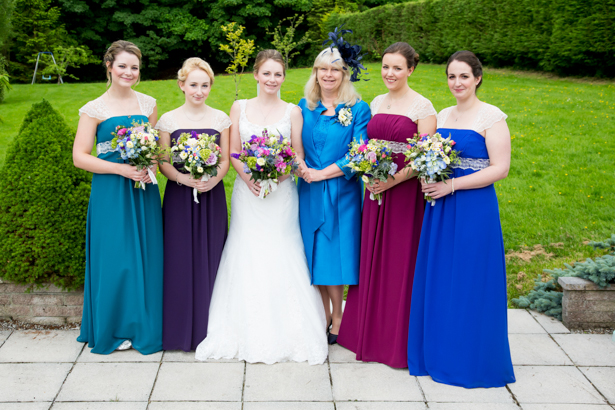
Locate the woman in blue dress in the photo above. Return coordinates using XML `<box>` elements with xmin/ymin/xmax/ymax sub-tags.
<box><xmin>299</xmin><ymin>44</ymin><xmax>370</xmax><ymax>345</ymax></box>
<box><xmin>73</xmin><ymin>40</ymin><xmax>163</xmax><ymax>355</ymax></box>
<box><xmin>407</xmin><ymin>51</ymin><xmax>515</xmax><ymax>387</ymax></box>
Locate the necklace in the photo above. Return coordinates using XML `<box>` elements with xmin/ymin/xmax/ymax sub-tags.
<box><xmin>257</xmin><ymin>101</ymin><xmax>277</xmax><ymax>123</ymax></box>
<box><xmin>182</xmin><ymin>106</ymin><xmax>207</xmax><ymax>122</ymax></box>
<box><xmin>386</xmin><ymin>89</ymin><xmax>410</xmax><ymax>109</ymax></box>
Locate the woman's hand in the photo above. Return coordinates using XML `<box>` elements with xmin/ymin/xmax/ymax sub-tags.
<box><xmin>421</xmin><ymin>179</ymin><xmax>453</xmax><ymax>199</ymax></box>
<box><xmin>142</xmin><ymin>164</ymin><xmax>157</xmax><ymax>184</ymax></box>
<box><xmin>302</xmin><ymin>168</ymin><xmax>324</xmax><ymax>184</ymax></box>
<box><xmin>243</xmin><ymin>176</ymin><xmax>262</xmax><ymax>197</ymax></box>
<box><xmin>118</xmin><ymin>164</ymin><xmax>147</xmax><ymax>182</ymax></box>
<box><xmin>366</xmin><ymin>176</ymin><xmax>398</xmax><ymax>196</ymax></box>
<box><xmin>195</xmin><ymin>177</ymin><xmax>220</xmax><ymax>193</ymax></box>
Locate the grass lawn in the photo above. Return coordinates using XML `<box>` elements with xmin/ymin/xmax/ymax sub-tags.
<box><xmin>1</xmin><ymin>63</ymin><xmax>614</xmax><ymax>303</ymax></box>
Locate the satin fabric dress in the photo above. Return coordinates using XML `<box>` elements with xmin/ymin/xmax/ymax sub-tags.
<box><xmin>297</xmin><ymin>99</ymin><xmax>371</xmax><ymax>285</ymax></box>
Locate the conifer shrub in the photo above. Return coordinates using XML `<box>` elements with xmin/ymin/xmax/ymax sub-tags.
<box><xmin>0</xmin><ymin>99</ymin><xmax>91</xmax><ymax>290</ymax></box>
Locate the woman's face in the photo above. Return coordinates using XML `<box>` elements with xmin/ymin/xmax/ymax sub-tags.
<box><xmin>381</xmin><ymin>52</ymin><xmax>413</xmax><ymax>91</ymax></box>
<box><xmin>317</xmin><ymin>64</ymin><xmax>343</xmax><ymax>94</ymax></box>
<box><xmin>179</xmin><ymin>69</ymin><xmax>211</xmax><ymax>105</ymax></box>
<box><xmin>447</xmin><ymin>60</ymin><xmax>481</xmax><ymax>99</ymax></box>
<box><xmin>107</xmin><ymin>51</ymin><xmax>140</xmax><ymax>88</ymax></box>
<box><xmin>254</xmin><ymin>59</ymin><xmax>285</xmax><ymax>94</ymax></box>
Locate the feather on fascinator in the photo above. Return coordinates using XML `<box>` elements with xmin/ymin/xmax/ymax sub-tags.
<box><xmin>322</xmin><ymin>26</ymin><xmax>367</xmax><ymax>82</ymax></box>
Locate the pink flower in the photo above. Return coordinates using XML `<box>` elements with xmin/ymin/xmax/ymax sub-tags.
<box><xmin>450</xmin><ymin>141</ymin><xmax>456</xmax><ymax>146</ymax></box>
<box><xmin>367</xmin><ymin>151</ymin><xmax>377</xmax><ymax>162</ymax></box>
<box><xmin>358</xmin><ymin>145</ymin><xmax>367</xmax><ymax>152</ymax></box>
<box><xmin>117</xmin><ymin>128</ymin><xmax>127</xmax><ymax>136</ymax></box>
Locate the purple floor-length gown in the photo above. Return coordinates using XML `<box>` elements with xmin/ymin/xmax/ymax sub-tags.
<box><xmin>338</xmin><ymin>94</ymin><xmax>435</xmax><ymax>368</ymax></box>
<box><xmin>161</xmin><ymin>126</ymin><xmax>228</xmax><ymax>351</ymax></box>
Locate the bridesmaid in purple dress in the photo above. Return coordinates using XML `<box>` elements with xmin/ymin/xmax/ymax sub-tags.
<box><xmin>338</xmin><ymin>43</ymin><xmax>437</xmax><ymax>368</ymax></box>
<box><xmin>156</xmin><ymin>58</ymin><xmax>231</xmax><ymax>351</ymax></box>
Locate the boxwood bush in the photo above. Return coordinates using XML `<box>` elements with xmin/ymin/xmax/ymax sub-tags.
<box><xmin>0</xmin><ymin>100</ymin><xmax>91</xmax><ymax>290</ymax></box>
<box><xmin>328</xmin><ymin>0</ymin><xmax>615</xmax><ymax>77</ymax></box>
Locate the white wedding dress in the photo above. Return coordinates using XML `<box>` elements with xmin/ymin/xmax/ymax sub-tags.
<box><xmin>195</xmin><ymin>100</ymin><xmax>328</xmax><ymax>365</ymax></box>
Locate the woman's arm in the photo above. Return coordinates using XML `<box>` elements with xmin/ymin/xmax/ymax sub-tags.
<box><xmin>229</xmin><ymin>101</ymin><xmax>262</xmax><ymax>196</ymax></box>
<box><xmin>288</xmin><ymin>106</ymin><xmax>305</xmax><ymax>180</ymax></box>
<box><xmin>196</xmin><ymin>127</ymin><xmax>231</xmax><ymax>192</ymax></box>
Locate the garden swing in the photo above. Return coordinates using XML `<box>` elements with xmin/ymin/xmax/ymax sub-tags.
<box><xmin>31</xmin><ymin>51</ymin><xmax>63</xmax><ymax>84</ymax></box>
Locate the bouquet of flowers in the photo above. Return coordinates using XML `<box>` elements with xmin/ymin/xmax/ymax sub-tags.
<box><xmin>231</xmin><ymin>129</ymin><xmax>298</xmax><ymax>199</ymax></box>
<box><xmin>345</xmin><ymin>138</ymin><xmax>398</xmax><ymax>205</ymax></box>
<box><xmin>111</xmin><ymin>120</ymin><xmax>165</xmax><ymax>190</ymax></box>
<box><xmin>171</xmin><ymin>131</ymin><xmax>222</xmax><ymax>203</ymax></box>
<box><xmin>404</xmin><ymin>132</ymin><xmax>461</xmax><ymax>206</ymax></box>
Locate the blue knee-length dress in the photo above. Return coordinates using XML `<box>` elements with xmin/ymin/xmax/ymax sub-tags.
<box><xmin>407</xmin><ymin>103</ymin><xmax>516</xmax><ymax>388</ymax></box>
<box><xmin>77</xmin><ymin>92</ymin><xmax>163</xmax><ymax>355</ymax></box>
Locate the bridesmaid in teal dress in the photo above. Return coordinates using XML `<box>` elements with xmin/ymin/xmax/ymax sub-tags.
<box><xmin>73</xmin><ymin>40</ymin><xmax>163</xmax><ymax>355</ymax></box>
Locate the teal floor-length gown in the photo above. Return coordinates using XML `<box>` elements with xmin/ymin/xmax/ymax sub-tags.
<box><xmin>77</xmin><ymin>94</ymin><xmax>163</xmax><ymax>355</ymax></box>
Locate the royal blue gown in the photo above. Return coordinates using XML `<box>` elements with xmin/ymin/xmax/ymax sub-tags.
<box><xmin>77</xmin><ymin>100</ymin><xmax>163</xmax><ymax>355</ymax></box>
<box><xmin>407</xmin><ymin>118</ymin><xmax>515</xmax><ymax>387</ymax></box>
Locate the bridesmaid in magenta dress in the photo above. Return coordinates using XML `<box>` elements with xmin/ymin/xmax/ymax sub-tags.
<box><xmin>156</xmin><ymin>58</ymin><xmax>231</xmax><ymax>351</ymax></box>
<box><xmin>338</xmin><ymin>43</ymin><xmax>437</xmax><ymax>368</ymax></box>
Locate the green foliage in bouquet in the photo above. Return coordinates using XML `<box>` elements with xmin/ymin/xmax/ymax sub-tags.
<box><xmin>513</xmin><ymin>235</ymin><xmax>615</xmax><ymax>320</ymax></box>
<box><xmin>0</xmin><ymin>99</ymin><xmax>91</xmax><ymax>290</ymax></box>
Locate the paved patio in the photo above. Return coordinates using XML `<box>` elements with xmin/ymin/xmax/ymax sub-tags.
<box><xmin>1</xmin><ymin>309</ymin><xmax>614</xmax><ymax>410</ymax></box>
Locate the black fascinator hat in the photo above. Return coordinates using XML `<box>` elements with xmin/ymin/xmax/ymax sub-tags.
<box><xmin>322</xmin><ymin>26</ymin><xmax>367</xmax><ymax>82</ymax></box>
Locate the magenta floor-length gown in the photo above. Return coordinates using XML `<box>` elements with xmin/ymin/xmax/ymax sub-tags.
<box><xmin>338</xmin><ymin>94</ymin><xmax>435</xmax><ymax>368</ymax></box>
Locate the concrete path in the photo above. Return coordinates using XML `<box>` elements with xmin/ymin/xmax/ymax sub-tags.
<box><xmin>1</xmin><ymin>309</ymin><xmax>614</xmax><ymax>409</ymax></box>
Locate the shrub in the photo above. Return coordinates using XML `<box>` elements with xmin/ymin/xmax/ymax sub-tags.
<box><xmin>0</xmin><ymin>99</ymin><xmax>91</xmax><ymax>290</ymax></box>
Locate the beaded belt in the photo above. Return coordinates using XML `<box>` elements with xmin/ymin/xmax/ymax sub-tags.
<box><xmin>96</xmin><ymin>141</ymin><xmax>116</xmax><ymax>156</ymax></box>
<box><xmin>370</xmin><ymin>139</ymin><xmax>408</xmax><ymax>154</ymax></box>
<box><xmin>451</xmin><ymin>158</ymin><xmax>490</xmax><ymax>171</ymax></box>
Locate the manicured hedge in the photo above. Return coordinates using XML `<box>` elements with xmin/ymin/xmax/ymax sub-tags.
<box><xmin>0</xmin><ymin>100</ymin><xmax>91</xmax><ymax>290</ymax></box>
<box><xmin>328</xmin><ymin>0</ymin><xmax>615</xmax><ymax>77</ymax></box>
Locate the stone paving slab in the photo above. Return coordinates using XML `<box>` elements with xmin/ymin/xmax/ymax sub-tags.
<box><xmin>529</xmin><ymin>310</ymin><xmax>571</xmax><ymax>334</ymax></box>
<box><xmin>552</xmin><ymin>334</ymin><xmax>615</xmax><ymax>366</ymax></box>
<box><xmin>417</xmin><ymin>376</ymin><xmax>514</xmax><ymax>403</ymax></box>
<box><xmin>330</xmin><ymin>363</ymin><xmax>423</xmax><ymax>402</ymax></box>
<box><xmin>328</xmin><ymin>343</ymin><xmax>359</xmax><ymax>363</ymax></box>
<box><xmin>0</xmin><ymin>330</ymin><xmax>82</xmax><ymax>363</ymax></box>
<box><xmin>151</xmin><ymin>362</ymin><xmax>244</xmax><ymax>402</ymax></box>
<box><xmin>509</xmin><ymin>366</ymin><xmax>607</xmax><ymax>405</ymax></box>
<box><xmin>0</xmin><ymin>404</ymin><xmax>52</xmax><ymax>410</ymax></box>
<box><xmin>580</xmin><ymin>367</ymin><xmax>615</xmax><ymax>404</ymax></box>
<box><xmin>56</xmin><ymin>363</ymin><xmax>159</xmax><ymax>402</ymax></box>
<box><xmin>509</xmin><ymin>334</ymin><xmax>573</xmax><ymax>365</ymax></box>
<box><xmin>162</xmin><ymin>350</ymin><xmax>240</xmax><ymax>363</ymax></box>
<box><xmin>0</xmin><ymin>363</ymin><xmax>71</xmax><ymax>402</ymax></box>
<box><xmin>508</xmin><ymin>309</ymin><xmax>547</xmax><ymax>334</ymax></box>
<box><xmin>428</xmin><ymin>404</ymin><xmax>520</xmax><ymax>410</ymax></box>
<box><xmin>78</xmin><ymin>346</ymin><xmax>163</xmax><ymax>363</ymax></box>
<box><xmin>148</xmin><ymin>403</ymin><xmax>241</xmax><ymax>410</ymax></box>
<box><xmin>521</xmin><ymin>405</ymin><xmax>614</xmax><ymax>410</ymax></box>
<box><xmin>0</xmin><ymin>330</ymin><xmax>11</xmax><ymax>347</ymax></box>
<box><xmin>336</xmin><ymin>403</ymin><xmax>426</xmax><ymax>410</ymax></box>
<box><xmin>243</xmin><ymin>403</ymin><xmax>335</xmax><ymax>410</ymax></box>
<box><xmin>244</xmin><ymin>362</ymin><xmax>332</xmax><ymax>402</ymax></box>
<box><xmin>52</xmin><ymin>403</ymin><xmax>148</xmax><ymax>410</ymax></box>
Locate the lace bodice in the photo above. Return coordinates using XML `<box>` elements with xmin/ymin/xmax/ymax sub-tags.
<box><xmin>155</xmin><ymin>108</ymin><xmax>231</xmax><ymax>134</ymax></box>
<box><xmin>79</xmin><ymin>91</ymin><xmax>156</xmax><ymax>122</ymax></box>
<box><xmin>238</xmin><ymin>99</ymin><xmax>294</xmax><ymax>142</ymax></box>
<box><xmin>437</xmin><ymin>103</ymin><xmax>507</xmax><ymax>133</ymax></box>
<box><xmin>370</xmin><ymin>93</ymin><xmax>436</xmax><ymax>122</ymax></box>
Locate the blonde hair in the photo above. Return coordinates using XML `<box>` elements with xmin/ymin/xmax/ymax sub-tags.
<box><xmin>177</xmin><ymin>57</ymin><xmax>215</xmax><ymax>86</ymax></box>
<box><xmin>304</xmin><ymin>48</ymin><xmax>361</xmax><ymax>111</ymax></box>
<box><xmin>103</xmin><ymin>40</ymin><xmax>142</xmax><ymax>87</ymax></box>
<box><xmin>253</xmin><ymin>49</ymin><xmax>286</xmax><ymax>76</ymax></box>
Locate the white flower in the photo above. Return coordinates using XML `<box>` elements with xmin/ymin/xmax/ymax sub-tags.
<box><xmin>444</xmin><ymin>157</ymin><xmax>450</xmax><ymax>164</ymax></box>
<box><xmin>257</xmin><ymin>158</ymin><xmax>266</xmax><ymax>166</ymax></box>
<box><xmin>180</xmin><ymin>152</ymin><xmax>188</xmax><ymax>160</ymax></box>
<box><xmin>269</xmin><ymin>136</ymin><xmax>277</xmax><ymax>144</ymax></box>
<box><xmin>126</xmin><ymin>141</ymin><xmax>134</xmax><ymax>148</ymax></box>
<box><xmin>337</xmin><ymin>107</ymin><xmax>353</xmax><ymax>127</ymax></box>
<box><xmin>361</xmin><ymin>175</ymin><xmax>369</xmax><ymax>183</ymax></box>
<box><xmin>197</xmin><ymin>166</ymin><xmax>204</xmax><ymax>173</ymax></box>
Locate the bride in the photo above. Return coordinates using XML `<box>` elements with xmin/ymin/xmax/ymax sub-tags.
<box><xmin>195</xmin><ymin>50</ymin><xmax>329</xmax><ymax>364</ymax></box>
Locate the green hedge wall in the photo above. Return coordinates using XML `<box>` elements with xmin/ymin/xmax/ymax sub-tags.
<box><xmin>328</xmin><ymin>0</ymin><xmax>615</xmax><ymax>77</ymax></box>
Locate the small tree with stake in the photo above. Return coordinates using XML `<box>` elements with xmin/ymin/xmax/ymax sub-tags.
<box><xmin>268</xmin><ymin>14</ymin><xmax>310</xmax><ymax>68</ymax></box>
<box><xmin>40</xmin><ymin>45</ymin><xmax>100</xmax><ymax>84</ymax></box>
<box><xmin>219</xmin><ymin>23</ymin><xmax>255</xmax><ymax>100</ymax></box>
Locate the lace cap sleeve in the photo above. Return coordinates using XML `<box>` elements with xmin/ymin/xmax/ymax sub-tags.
<box><xmin>407</xmin><ymin>95</ymin><xmax>437</xmax><ymax>122</ymax></box>
<box><xmin>155</xmin><ymin>111</ymin><xmax>177</xmax><ymax>133</ymax></box>
<box><xmin>370</xmin><ymin>94</ymin><xmax>386</xmax><ymax>116</ymax></box>
<box><xmin>437</xmin><ymin>107</ymin><xmax>454</xmax><ymax>129</ymax></box>
<box><xmin>136</xmin><ymin>92</ymin><xmax>156</xmax><ymax>118</ymax></box>
<box><xmin>212</xmin><ymin>109</ymin><xmax>232</xmax><ymax>132</ymax></box>
<box><xmin>473</xmin><ymin>103</ymin><xmax>507</xmax><ymax>133</ymax></box>
<box><xmin>78</xmin><ymin>98</ymin><xmax>110</xmax><ymax>121</ymax></box>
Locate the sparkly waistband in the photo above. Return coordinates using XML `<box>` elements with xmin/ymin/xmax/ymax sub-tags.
<box><xmin>96</xmin><ymin>141</ymin><xmax>116</xmax><ymax>156</ymax></box>
<box><xmin>370</xmin><ymin>139</ymin><xmax>407</xmax><ymax>154</ymax></box>
<box><xmin>451</xmin><ymin>157</ymin><xmax>490</xmax><ymax>171</ymax></box>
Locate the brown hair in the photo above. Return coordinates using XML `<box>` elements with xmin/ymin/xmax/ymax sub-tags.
<box><xmin>253</xmin><ymin>49</ymin><xmax>286</xmax><ymax>76</ymax></box>
<box><xmin>103</xmin><ymin>40</ymin><xmax>142</xmax><ymax>87</ymax></box>
<box><xmin>177</xmin><ymin>57</ymin><xmax>215</xmax><ymax>86</ymax></box>
<box><xmin>383</xmin><ymin>42</ymin><xmax>420</xmax><ymax>70</ymax></box>
<box><xmin>446</xmin><ymin>50</ymin><xmax>483</xmax><ymax>91</ymax></box>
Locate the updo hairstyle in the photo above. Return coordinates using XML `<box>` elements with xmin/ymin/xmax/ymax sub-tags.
<box><xmin>177</xmin><ymin>57</ymin><xmax>215</xmax><ymax>86</ymax></box>
<box><xmin>383</xmin><ymin>42</ymin><xmax>420</xmax><ymax>70</ymax></box>
<box><xmin>446</xmin><ymin>50</ymin><xmax>483</xmax><ymax>91</ymax></box>
<box><xmin>103</xmin><ymin>40</ymin><xmax>142</xmax><ymax>87</ymax></box>
<box><xmin>253</xmin><ymin>49</ymin><xmax>286</xmax><ymax>76</ymax></box>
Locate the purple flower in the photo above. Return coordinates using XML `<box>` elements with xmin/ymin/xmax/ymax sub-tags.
<box><xmin>205</xmin><ymin>153</ymin><xmax>217</xmax><ymax>166</ymax></box>
<box><xmin>191</xmin><ymin>131</ymin><xmax>198</xmax><ymax>139</ymax></box>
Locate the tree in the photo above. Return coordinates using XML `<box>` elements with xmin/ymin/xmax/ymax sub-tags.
<box><xmin>0</xmin><ymin>0</ymin><xmax>14</xmax><ymax>51</ymax></box>
<box><xmin>40</xmin><ymin>45</ymin><xmax>100</xmax><ymax>84</ymax></box>
<box><xmin>268</xmin><ymin>14</ymin><xmax>311</xmax><ymax>68</ymax></box>
<box><xmin>219</xmin><ymin>23</ymin><xmax>255</xmax><ymax>100</ymax></box>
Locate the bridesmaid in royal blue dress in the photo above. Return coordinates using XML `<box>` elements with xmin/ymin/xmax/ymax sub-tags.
<box><xmin>407</xmin><ymin>51</ymin><xmax>515</xmax><ymax>387</ymax></box>
<box><xmin>73</xmin><ymin>40</ymin><xmax>162</xmax><ymax>354</ymax></box>
<box><xmin>157</xmin><ymin>58</ymin><xmax>231</xmax><ymax>351</ymax></box>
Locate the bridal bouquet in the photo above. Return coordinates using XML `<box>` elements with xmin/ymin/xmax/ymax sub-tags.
<box><xmin>111</xmin><ymin>121</ymin><xmax>166</xmax><ymax>190</ymax></box>
<box><xmin>171</xmin><ymin>131</ymin><xmax>222</xmax><ymax>203</ymax></box>
<box><xmin>404</xmin><ymin>132</ymin><xmax>461</xmax><ymax>206</ymax></box>
<box><xmin>231</xmin><ymin>129</ymin><xmax>298</xmax><ymax>199</ymax></box>
<box><xmin>345</xmin><ymin>138</ymin><xmax>398</xmax><ymax>205</ymax></box>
